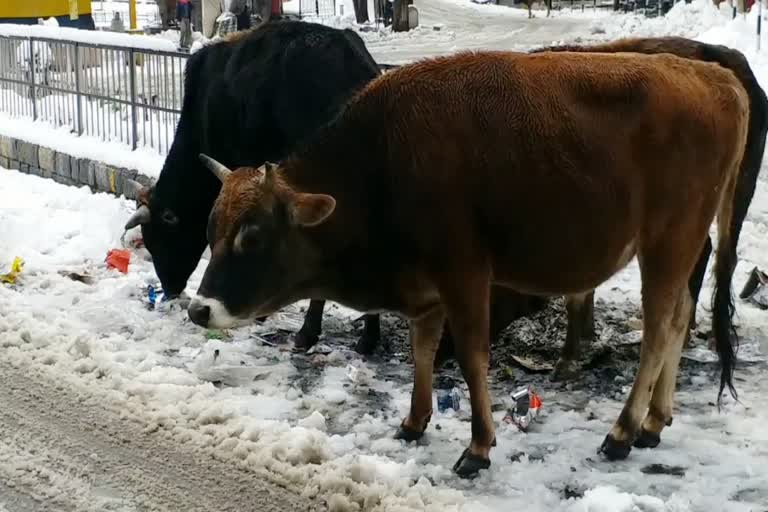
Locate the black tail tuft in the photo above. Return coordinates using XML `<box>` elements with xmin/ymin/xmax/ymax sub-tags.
<box><xmin>711</xmin><ymin>241</ymin><xmax>738</xmax><ymax>408</ymax></box>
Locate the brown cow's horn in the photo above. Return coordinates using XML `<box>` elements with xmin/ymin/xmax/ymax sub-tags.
<box><xmin>124</xmin><ymin>204</ymin><xmax>151</xmax><ymax>230</ymax></box>
<box><xmin>199</xmin><ymin>153</ymin><xmax>232</xmax><ymax>182</ymax></box>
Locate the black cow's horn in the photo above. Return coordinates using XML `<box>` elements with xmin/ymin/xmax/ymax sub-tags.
<box><xmin>199</xmin><ymin>153</ymin><xmax>232</xmax><ymax>182</ymax></box>
<box><xmin>263</xmin><ymin>161</ymin><xmax>277</xmax><ymax>186</ymax></box>
<box><xmin>125</xmin><ymin>204</ymin><xmax>151</xmax><ymax>230</ymax></box>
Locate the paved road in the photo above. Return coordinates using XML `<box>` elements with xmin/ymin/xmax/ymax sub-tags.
<box><xmin>0</xmin><ymin>359</ymin><xmax>313</xmax><ymax>512</ymax></box>
<box><xmin>364</xmin><ymin>0</ymin><xmax>597</xmax><ymax>63</ymax></box>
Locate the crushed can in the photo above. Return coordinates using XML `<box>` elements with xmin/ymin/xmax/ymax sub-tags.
<box><xmin>436</xmin><ymin>375</ymin><xmax>461</xmax><ymax>413</ymax></box>
<box><xmin>503</xmin><ymin>385</ymin><xmax>542</xmax><ymax>432</ymax></box>
<box><xmin>740</xmin><ymin>266</ymin><xmax>768</xmax><ymax>309</ymax></box>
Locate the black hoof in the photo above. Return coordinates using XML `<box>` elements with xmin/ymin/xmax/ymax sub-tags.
<box><xmin>394</xmin><ymin>414</ymin><xmax>431</xmax><ymax>443</ymax></box>
<box><xmin>599</xmin><ymin>434</ymin><xmax>632</xmax><ymax>460</ymax></box>
<box><xmin>293</xmin><ymin>330</ymin><xmax>319</xmax><ymax>352</ymax></box>
<box><xmin>551</xmin><ymin>359</ymin><xmax>579</xmax><ymax>382</ymax></box>
<box><xmin>633</xmin><ymin>428</ymin><xmax>661</xmax><ymax>449</ymax></box>
<box><xmin>452</xmin><ymin>448</ymin><xmax>491</xmax><ymax>479</ymax></box>
<box><xmin>354</xmin><ymin>335</ymin><xmax>378</xmax><ymax>355</ymax></box>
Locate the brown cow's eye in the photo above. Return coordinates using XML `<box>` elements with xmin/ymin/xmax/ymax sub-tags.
<box><xmin>236</xmin><ymin>225</ymin><xmax>262</xmax><ymax>253</ymax></box>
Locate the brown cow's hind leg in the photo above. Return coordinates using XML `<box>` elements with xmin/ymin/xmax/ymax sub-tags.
<box><xmin>601</xmin><ymin>275</ymin><xmax>688</xmax><ymax>460</ymax></box>
<box><xmin>395</xmin><ymin>307</ymin><xmax>445</xmax><ymax>442</ymax></box>
<box><xmin>635</xmin><ymin>290</ymin><xmax>691</xmax><ymax>449</ymax></box>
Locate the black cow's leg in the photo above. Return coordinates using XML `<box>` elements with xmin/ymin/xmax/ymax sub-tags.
<box><xmin>686</xmin><ymin>236</ymin><xmax>712</xmax><ymax>343</ymax></box>
<box><xmin>434</xmin><ymin>289</ymin><xmax>549</xmax><ymax>368</ymax></box>
<box><xmin>294</xmin><ymin>299</ymin><xmax>325</xmax><ymax>351</ymax></box>
<box><xmin>552</xmin><ymin>291</ymin><xmax>594</xmax><ymax>381</ymax></box>
<box><xmin>354</xmin><ymin>314</ymin><xmax>382</xmax><ymax>355</ymax></box>
<box><xmin>434</xmin><ymin>325</ymin><xmax>455</xmax><ymax>367</ymax></box>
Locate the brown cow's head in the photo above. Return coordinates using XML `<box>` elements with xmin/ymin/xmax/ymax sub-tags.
<box><xmin>187</xmin><ymin>154</ymin><xmax>336</xmax><ymax>329</ymax></box>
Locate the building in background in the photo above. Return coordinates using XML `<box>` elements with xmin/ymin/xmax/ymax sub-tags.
<box><xmin>0</xmin><ymin>0</ymin><xmax>96</xmax><ymax>29</ymax></box>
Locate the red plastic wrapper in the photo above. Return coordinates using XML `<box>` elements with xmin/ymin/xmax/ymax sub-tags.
<box><xmin>105</xmin><ymin>249</ymin><xmax>131</xmax><ymax>274</ymax></box>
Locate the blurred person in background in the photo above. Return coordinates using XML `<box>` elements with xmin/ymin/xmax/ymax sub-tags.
<box><xmin>177</xmin><ymin>0</ymin><xmax>193</xmax><ymax>48</ymax></box>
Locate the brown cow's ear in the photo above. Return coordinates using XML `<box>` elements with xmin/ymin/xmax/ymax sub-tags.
<box><xmin>291</xmin><ymin>193</ymin><xmax>336</xmax><ymax>227</ymax></box>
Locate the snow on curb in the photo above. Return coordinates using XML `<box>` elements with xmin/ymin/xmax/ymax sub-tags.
<box><xmin>0</xmin><ymin>114</ymin><xmax>163</xmax><ymax>181</ymax></box>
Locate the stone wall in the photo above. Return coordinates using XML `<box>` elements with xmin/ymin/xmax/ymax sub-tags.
<box><xmin>0</xmin><ymin>135</ymin><xmax>152</xmax><ymax>201</ymax></box>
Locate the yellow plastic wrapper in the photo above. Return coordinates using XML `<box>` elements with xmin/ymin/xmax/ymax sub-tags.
<box><xmin>0</xmin><ymin>257</ymin><xmax>24</xmax><ymax>285</ymax></box>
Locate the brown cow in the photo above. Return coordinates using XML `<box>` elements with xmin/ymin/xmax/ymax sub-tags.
<box><xmin>188</xmin><ymin>51</ymin><xmax>747</xmax><ymax>477</ymax></box>
<box><xmin>529</xmin><ymin>37</ymin><xmax>768</xmax><ymax>380</ymax></box>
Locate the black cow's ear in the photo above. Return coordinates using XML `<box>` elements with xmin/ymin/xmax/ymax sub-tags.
<box><xmin>290</xmin><ymin>193</ymin><xmax>336</xmax><ymax>227</ymax></box>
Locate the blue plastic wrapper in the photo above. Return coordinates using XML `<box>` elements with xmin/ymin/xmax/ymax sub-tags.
<box><xmin>147</xmin><ymin>285</ymin><xmax>169</xmax><ymax>310</ymax></box>
<box><xmin>436</xmin><ymin>376</ymin><xmax>461</xmax><ymax>413</ymax></box>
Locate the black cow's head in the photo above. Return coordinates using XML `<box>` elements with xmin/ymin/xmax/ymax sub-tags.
<box><xmin>124</xmin><ymin>184</ymin><xmax>209</xmax><ymax>298</ymax></box>
<box><xmin>187</xmin><ymin>154</ymin><xmax>335</xmax><ymax>329</ymax></box>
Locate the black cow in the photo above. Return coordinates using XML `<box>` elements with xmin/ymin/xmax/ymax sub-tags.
<box><xmin>124</xmin><ymin>20</ymin><xmax>388</xmax><ymax>352</ymax></box>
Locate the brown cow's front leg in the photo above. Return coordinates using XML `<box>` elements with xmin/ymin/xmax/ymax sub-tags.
<box><xmin>440</xmin><ymin>273</ymin><xmax>494</xmax><ymax>479</ymax></box>
<box><xmin>294</xmin><ymin>299</ymin><xmax>325</xmax><ymax>351</ymax></box>
<box><xmin>354</xmin><ymin>314</ymin><xmax>382</xmax><ymax>355</ymax></box>
<box><xmin>395</xmin><ymin>307</ymin><xmax>446</xmax><ymax>442</ymax></box>
<box><xmin>553</xmin><ymin>291</ymin><xmax>594</xmax><ymax>381</ymax></box>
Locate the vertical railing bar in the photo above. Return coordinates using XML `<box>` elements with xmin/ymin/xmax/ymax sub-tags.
<box><xmin>141</xmin><ymin>52</ymin><xmax>147</xmax><ymax>149</ymax></box>
<box><xmin>69</xmin><ymin>43</ymin><xmax>76</xmax><ymax>130</ymax></box>
<box><xmin>75</xmin><ymin>42</ymin><xmax>83</xmax><ymax>135</ymax></box>
<box><xmin>111</xmin><ymin>48</ymin><xmax>116</xmax><ymax>143</ymax></box>
<box><xmin>100</xmin><ymin>47</ymin><xmax>106</xmax><ymax>142</ymax></box>
<box><xmin>119</xmin><ymin>48</ymin><xmax>125</xmax><ymax>145</ymax></box>
<box><xmin>88</xmin><ymin>47</ymin><xmax>94</xmax><ymax>137</ymax></box>
<box><xmin>114</xmin><ymin>48</ymin><xmax>119</xmax><ymax>144</ymax></box>
<box><xmin>29</xmin><ymin>38</ymin><xmax>37</xmax><ymax>121</ymax></box>
<box><xmin>129</xmin><ymin>48</ymin><xmax>138</xmax><ymax>150</ymax></box>
<box><xmin>152</xmin><ymin>53</ymin><xmax>158</xmax><ymax>152</ymax></box>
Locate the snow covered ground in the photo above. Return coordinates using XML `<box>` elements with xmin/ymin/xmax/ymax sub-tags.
<box><xmin>1</xmin><ymin>1</ymin><xmax>768</xmax><ymax>510</ymax></box>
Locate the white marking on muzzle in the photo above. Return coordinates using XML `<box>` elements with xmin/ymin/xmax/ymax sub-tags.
<box><xmin>190</xmin><ymin>296</ymin><xmax>253</xmax><ymax>329</ymax></box>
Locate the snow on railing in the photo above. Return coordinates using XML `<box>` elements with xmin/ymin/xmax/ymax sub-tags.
<box><xmin>0</xmin><ymin>25</ymin><xmax>187</xmax><ymax>156</ymax></box>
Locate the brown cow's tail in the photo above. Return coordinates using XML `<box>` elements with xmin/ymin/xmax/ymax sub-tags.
<box><xmin>712</xmin><ymin>108</ymin><xmax>749</xmax><ymax>407</ymax></box>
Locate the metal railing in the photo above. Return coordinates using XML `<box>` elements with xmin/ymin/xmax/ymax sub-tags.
<box><xmin>0</xmin><ymin>34</ymin><xmax>187</xmax><ymax>155</ymax></box>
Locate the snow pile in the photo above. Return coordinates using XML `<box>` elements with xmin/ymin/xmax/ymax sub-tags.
<box><xmin>696</xmin><ymin>7</ymin><xmax>768</xmax><ymax>89</ymax></box>
<box><xmin>0</xmin><ymin>23</ymin><xmax>178</xmax><ymax>53</ymax></box>
<box><xmin>587</xmin><ymin>0</ymin><xmax>732</xmax><ymax>41</ymax></box>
